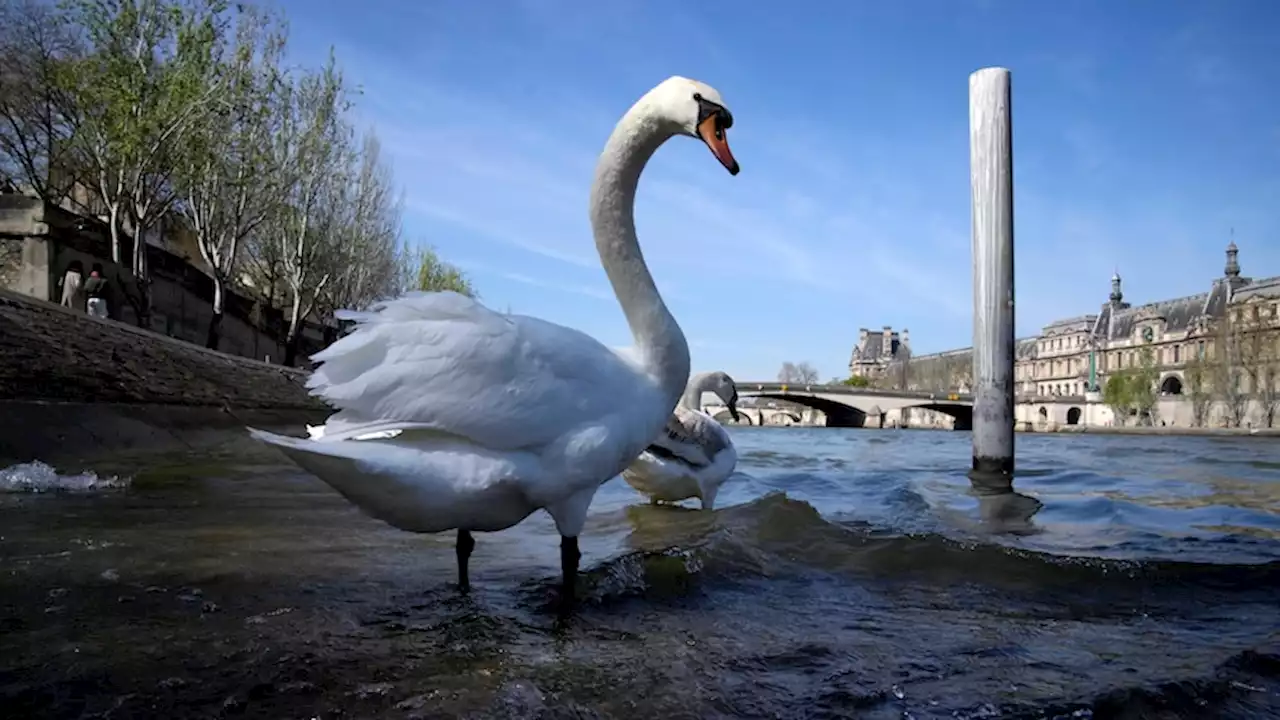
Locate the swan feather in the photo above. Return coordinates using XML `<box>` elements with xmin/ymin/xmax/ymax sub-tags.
<box><xmin>649</xmin><ymin>406</ymin><xmax>732</xmax><ymax>467</ymax></box>
<box><xmin>306</xmin><ymin>291</ymin><xmax>662</xmax><ymax>457</ymax></box>
<box><xmin>622</xmin><ymin>406</ymin><xmax>737</xmax><ymax>509</ymax></box>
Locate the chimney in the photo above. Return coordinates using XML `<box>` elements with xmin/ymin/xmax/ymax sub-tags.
<box><xmin>901</xmin><ymin>328</ymin><xmax>910</xmax><ymax>348</ymax></box>
<box><xmin>858</xmin><ymin>328</ymin><xmax>868</xmax><ymax>347</ymax></box>
<box><xmin>882</xmin><ymin>326</ymin><xmax>893</xmax><ymax>357</ymax></box>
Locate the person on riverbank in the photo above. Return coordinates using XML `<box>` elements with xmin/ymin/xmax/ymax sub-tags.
<box><xmin>83</xmin><ymin>264</ymin><xmax>109</xmax><ymax>319</ymax></box>
<box><xmin>57</xmin><ymin>260</ymin><xmax>84</xmax><ymax>310</ymax></box>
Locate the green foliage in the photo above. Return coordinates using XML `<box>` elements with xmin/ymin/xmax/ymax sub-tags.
<box><xmin>48</xmin><ymin>0</ymin><xmax>231</xmax><ymax>329</ymax></box>
<box><xmin>59</xmin><ymin>0</ymin><xmax>228</xmax><ymax>224</ymax></box>
<box><xmin>410</xmin><ymin>245</ymin><xmax>477</xmax><ymax>298</ymax></box>
<box><xmin>1103</xmin><ymin>347</ymin><xmax>1159</xmax><ymax>426</ymax></box>
<box><xmin>1130</xmin><ymin>346</ymin><xmax>1159</xmax><ymax>421</ymax></box>
<box><xmin>3</xmin><ymin>0</ymin><xmax>475</xmax><ymax>350</ymax></box>
<box><xmin>841</xmin><ymin>375</ymin><xmax>871</xmax><ymax>387</ymax></box>
<box><xmin>1102</xmin><ymin>372</ymin><xmax>1133</xmax><ymax>425</ymax></box>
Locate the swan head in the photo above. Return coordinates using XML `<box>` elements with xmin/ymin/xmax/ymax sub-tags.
<box><xmin>707</xmin><ymin>371</ymin><xmax>740</xmax><ymax>421</ymax></box>
<box><xmin>649</xmin><ymin>76</ymin><xmax>739</xmax><ymax>176</ymax></box>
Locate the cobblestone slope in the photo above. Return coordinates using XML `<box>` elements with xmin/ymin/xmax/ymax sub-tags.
<box><xmin>0</xmin><ymin>290</ymin><xmax>325</xmax><ymax>410</ymax></box>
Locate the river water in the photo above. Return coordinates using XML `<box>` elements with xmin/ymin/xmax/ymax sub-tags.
<box><xmin>1</xmin><ymin>428</ymin><xmax>1278</xmax><ymax>719</ymax></box>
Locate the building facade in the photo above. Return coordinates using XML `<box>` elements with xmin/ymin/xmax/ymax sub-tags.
<box><xmin>847</xmin><ymin>325</ymin><xmax>909</xmax><ymax>379</ymax></box>
<box><xmin>863</xmin><ymin>241</ymin><xmax>1280</xmax><ymax>427</ymax></box>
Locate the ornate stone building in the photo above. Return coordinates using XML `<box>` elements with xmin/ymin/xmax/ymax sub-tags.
<box><xmin>847</xmin><ymin>325</ymin><xmax>909</xmax><ymax>379</ymax></box>
<box><xmin>865</xmin><ymin>241</ymin><xmax>1280</xmax><ymax>427</ymax></box>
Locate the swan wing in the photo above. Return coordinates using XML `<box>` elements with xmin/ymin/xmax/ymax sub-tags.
<box><xmin>307</xmin><ymin>291</ymin><xmax>655</xmax><ymax>451</ymax></box>
<box><xmin>647</xmin><ymin>406</ymin><xmax>733</xmax><ymax>467</ymax></box>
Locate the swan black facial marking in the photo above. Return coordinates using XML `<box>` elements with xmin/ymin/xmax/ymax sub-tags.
<box><xmin>693</xmin><ymin>93</ymin><xmax>733</xmax><ymax>138</ymax></box>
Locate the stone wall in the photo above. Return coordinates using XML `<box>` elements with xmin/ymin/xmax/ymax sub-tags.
<box><xmin>0</xmin><ymin>194</ymin><xmax>330</xmax><ymax>365</ymax></box>
<box><xmin>0</xmin><ymin>288</ymin><xmax>326</xmax><ymax>410</ymax></box>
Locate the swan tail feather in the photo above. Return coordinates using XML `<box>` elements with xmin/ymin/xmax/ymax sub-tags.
<box><xmin>304</xmin><ymin>415</ymin><xmax>446</xmax><ymax>443</ymax></box>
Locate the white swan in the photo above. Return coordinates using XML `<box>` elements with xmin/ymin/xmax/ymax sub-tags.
<box><xmin>621</xmin><ymin>371</ymin><xmax>740</xmax><ymax>510</ymax></box>
<box><xmin>247</xmin><ymin>76</ymin><xmax>740</xmax><ymax>605</ymax></box>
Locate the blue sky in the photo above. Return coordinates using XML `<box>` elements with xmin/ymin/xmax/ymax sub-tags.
<box><xmin>275</xmin><ymin>0</ymin><xmax>1280</xmax><ymax>382</ymax></box>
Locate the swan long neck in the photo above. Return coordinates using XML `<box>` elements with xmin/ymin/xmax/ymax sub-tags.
<box><xmin>680</xmin><ymin>372</ymin><xmax>717</xmax><ymax>410</ymax></box>
<box><xmin>589</xmin><ymin>102</ymin><xmax>690</xmax><ymax>402</ymax></box>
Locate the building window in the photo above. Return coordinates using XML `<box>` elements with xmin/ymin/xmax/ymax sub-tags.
<box><xmin>1173</xmin><ymin>345</ymin><xmax>1180</xmax><ymax>363</ymax></box>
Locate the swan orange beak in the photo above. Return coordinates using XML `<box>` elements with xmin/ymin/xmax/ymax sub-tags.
<box><xmin>698</xmin><ymin>115</ymin><xmax>739</xmax><ymax>176</ymax></box>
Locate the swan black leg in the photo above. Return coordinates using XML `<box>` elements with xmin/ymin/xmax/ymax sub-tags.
<box><xmin>456</xmin><ymin>529</ymin><xmax>475</xmax><ymax>593</ymax></box>
<box><xmin>559</xmin><ymin>535</ymin><xmax>581</xmax><ymax>612</ymax></box>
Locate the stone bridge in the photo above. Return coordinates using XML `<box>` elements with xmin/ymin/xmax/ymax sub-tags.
<box><xmin>730</xmin><ymin>382</ymin><xmax>975</xmax><ymax>430</ymax></box>
<box><xmin>702</xmin><ymin>405</ymin><xmax>823</xmax><ymax>427</ymax></box>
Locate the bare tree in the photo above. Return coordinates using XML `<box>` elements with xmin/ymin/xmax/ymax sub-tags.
<box><xmin>172</xmin><ymin>6</ymin><xmax>286</xmax><ymax>350</ymax></box>
<box><xmin>797</xmin><ymin>362</ymin><xmax>819</xmax><ymax>383</ymax></box>
<box><xmin>778</xmin><ymin>361</ymin><xmax>818</xmax><ymax>384</ymax></box>
<box><xmin>777</xmin><ymin>362</ymin><xmax>796</xmax><ymax>383</ymax></box>
<box><xmin>264</xmin><ymin>53</ymin><xmax>353</xmax><ymax>366</ymax></box>
<box><xmin>59</xmin><ymin>0</ymin><xmax>229</xmax><ymax>326</ymax></box>
<box><xmin>0</xmin><ymin>0</ymin><xmax>83</xmax><ymax>204</ymax></box>
<box><xmin>315</xmin><ymin>131</ymin><xmax>405</xmax><ymax>320</ymax></box>
<box><xmin>1211</xmin><ymin>315</ymin><xmax>1248</xmax><ymax>427</ymax></box>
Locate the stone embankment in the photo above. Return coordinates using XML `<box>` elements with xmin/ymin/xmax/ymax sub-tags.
<box><xmin>1044</xmin><ymin>424</ymin><xmax>1280</xmax><ymax>438</ymax></box>
<box><xmin>0</xmin><ymin>289</ymin><xmax>330</xmax><ymax>466</ymax></box>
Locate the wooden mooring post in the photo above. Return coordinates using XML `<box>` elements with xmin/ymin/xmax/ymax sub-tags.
<box><xmin>968</xmin><ymin>67</ymin><xmax>1016</xmax><ymax>484</ymax></box>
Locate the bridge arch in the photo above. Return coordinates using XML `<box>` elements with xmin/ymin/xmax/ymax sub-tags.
<box><xmin>733</xmin><ymin>384</ymin><xmax>975</xmax><ymax>431</ymax></box>
<box><xmin>910</xmin><ymin>403</ymin><xmax>974</xmax><ymax>431</ymax></box>
<box><xmin>747</xmin><ymin>393</ymin><xmax>866</xmax><ymax>427</ymax></box>
<box><xmin>713</xmin><ymin>410</ymin><xmax>753</xmax><ymax>426</ymax></box>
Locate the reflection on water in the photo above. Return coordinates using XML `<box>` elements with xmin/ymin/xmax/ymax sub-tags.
<box><xmin>1</xmin><ymin>428</ymin><xmax>1278</xmax><ymax>718</ymax></box>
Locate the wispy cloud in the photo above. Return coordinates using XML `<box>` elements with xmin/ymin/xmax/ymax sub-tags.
<box><xmin>500</xmin><ymin>271</ymin><xmax>612</xmax><ymax>301</ymax></box>
<box><xmin>281</xmin><ymin>0</ymin><xmax>1280</xmax><ymax>380</ymax></box>
<box><xmin>407</xmin><ymin>199</ymin><xmax>598</xmax><ymax>269</ymax></box>
<box><xmin>455</xmin><ymin>258</ymin><xmax>612</xmax><ymax>300</ymax></box>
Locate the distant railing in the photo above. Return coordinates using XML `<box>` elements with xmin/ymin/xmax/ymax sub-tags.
<box><xmin>738</xmin><ymin>383</ymin><xmax>1102</xmax><ymax>406</ymax></box>
<box><xmin>737</xmin><ymin>382</ymin><xmax>974</xmax><ymax>403</ymax></box>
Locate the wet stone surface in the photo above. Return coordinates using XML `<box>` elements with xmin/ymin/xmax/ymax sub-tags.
<box><xmin>0</xmin><ymin>290</ymin><xmax>321</xmax><ymax>409</ymax></box>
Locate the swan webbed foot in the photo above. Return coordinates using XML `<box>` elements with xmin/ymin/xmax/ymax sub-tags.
<box><xmin>558</xmin><ymin>535</ymin><xmax>581</xmax><ymax>614</ymax></box>
<box><xmin>456</xmin><ymin>529</ymin><xmax>476</xmax><ymax>593</ymax></box>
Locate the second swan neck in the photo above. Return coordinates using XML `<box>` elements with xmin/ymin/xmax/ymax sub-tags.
<box><xmin>680</xmin><ymin>372</ymin><xmax>716</xmax><ymax>410</ymax></box>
